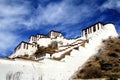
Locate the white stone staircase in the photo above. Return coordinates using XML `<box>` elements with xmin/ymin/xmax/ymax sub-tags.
<box><xmin>52</xmin><ymin>24</ymin><xmax>119</xmax><ymax>79</ymax></box>
<box><xmin>51</xmin><ymin>38</ymin><xmax>84</xmax><ymax>59</ymax></box>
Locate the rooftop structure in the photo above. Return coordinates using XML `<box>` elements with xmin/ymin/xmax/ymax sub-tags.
<box><xmin>9</xmin><ymin>22</ymin><xmax>118</xmax><ymax>59</ymax></box>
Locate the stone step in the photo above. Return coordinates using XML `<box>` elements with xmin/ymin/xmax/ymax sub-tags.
<box><xmin>70</xmin><ymin>49</ymin><xmax>81</xmax><ymax>57</ymax></box>
<box><xmin>61</xmin><ymin>55</ymin><xmax>73</xmax><ymax>62</ymax></box>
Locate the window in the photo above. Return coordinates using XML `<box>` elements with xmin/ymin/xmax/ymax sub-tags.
<box><xmin>90</xmin><ymin>27</ymin><xmax>92</xmax><ymax>33</ymax></box>
<box><xmin>93</xmin><ymin>26</ymin><xmax>96</xmax><ymax>32</ymax></box>
<box><xmin>97</xmin><ymin>24</ymin><xmax>99</xmax><ymax>30</ymax></box>
<box><xmin>26</xmin><ymin>44</ymin><xmax>28</xmax><ymax>49</ymax></box>
<box><xmin>23</xmin><ymin>43</ymin><xmax>26</xmax><ymax>49</ymax></box>
<box><xmin>85</xmin><ymin>29</ymin><xmax>87</xmax><ymax>37</ymax></box>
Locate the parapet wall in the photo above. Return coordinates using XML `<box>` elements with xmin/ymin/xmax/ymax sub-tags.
<box><xmin>9</xmin><ymin>41</ymin><xmax>37</xmax><ymax>58</ymax></box>
<box><xmin>82</xmin><ymin>22</ymin><xmax>118</xmax><ymax>40</ymax></box>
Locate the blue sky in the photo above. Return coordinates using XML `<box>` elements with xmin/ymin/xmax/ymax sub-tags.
<box><xmin>0</xmin><ymin>0</ymin><xmax>120</xmax><ymax>57</ymax></box>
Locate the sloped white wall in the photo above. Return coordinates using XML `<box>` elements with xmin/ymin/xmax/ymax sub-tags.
<box><xmin>1</xmin><ymin>23</ymin><xmax>118</xmax><ymax>80</ymax></box>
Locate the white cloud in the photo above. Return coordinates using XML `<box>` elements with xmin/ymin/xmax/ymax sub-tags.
<box><xmin>21</xmin><ymin>0</ymin><xmax>97</xmax><ymax>28</ymax></box>
<box><xmin>0</xmin><ymin>0</ymin><xmax>110</xmax><ymax>56</ymax></box>
<box><xmin>0</xmin><ymin>5</ymin><xmax>29</xmax><ymax>17</ymax></box>
<box><xmin>0</xmin><ymin>31</ymin><xmax>20</xmax><ymax>56</ymax></box>
<box><xmin>0</xmin><ymin>0</ymin><xmax>31</xmax><ymax>56</ymax></box>
<box><xmin>0</xmin><ymin>0</ymin><xmax>97</xmax><ymax>29</ymax></box>
<box><xmin>0</xmin><ymin>0</ymin><xmax>32</xmax><ymax>30</ymax></box>
<box><xmin>101</xmin><ymin>0</ymin><xmax>120</xmax><ymax>12</ymax></box>
<box><xmin>33</xmin><ymin>1</ymin><xmax>95</xmax><ymax>25</ymax></box>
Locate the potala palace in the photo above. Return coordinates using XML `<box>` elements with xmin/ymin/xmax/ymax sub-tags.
<box><xmin>0</xmin><ymin>22</ymin><xmax>118</xmax><ymax>80</ymax></box>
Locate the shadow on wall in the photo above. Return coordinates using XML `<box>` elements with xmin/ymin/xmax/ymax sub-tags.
<box><xmin>6</xmin><ymin>71</ymin><xmax>22</xmax><ymax>80</ymax></box>
<box><xmin>6</xmin><ymin>71</ymin><xmax>43</xmax><ymax>80</ymax></box>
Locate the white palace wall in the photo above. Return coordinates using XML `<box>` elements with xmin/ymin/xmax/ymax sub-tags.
<box><xmin>9</xmin><ymin>22</ymin><xmax>118</xmax><ymax>59</ymax></box>
<box><xmin>82</xmin><ymin>22</ymin><xmax>118</xmax><ymax>40</ymax></box>
<box><xmin>9</xmin><ymin>42</ymin><xmax>37</xmax><ymax>58</ymax></box>
<box><xmin>3</xmin><ymin>22</ymin><xmax>119</xmax><ymax>80</ymax></box>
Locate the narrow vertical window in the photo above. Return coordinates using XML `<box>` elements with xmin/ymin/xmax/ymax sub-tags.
<box><xmin>97</xmin><ymin>24</ymin><xmax>99</xmax><ymax>30</ymax></box>
<box><xmin>90</xmin><ymin>27</ymin><xmax>92</xmax><ymax>33</ymax></box>
<box><xmin>23</xmin><ymin>43</ymin><xmax>26</xmax><ymax>49</ymax></box>
<box><xmin>93</xmin><ymin>26</ymin><xmax>96</xmax><ymax>32</ymax></box>
<box><xmin>26</xmin><ymin>44</ymin><xmax>28</xmax><ymax>49</ymax></box>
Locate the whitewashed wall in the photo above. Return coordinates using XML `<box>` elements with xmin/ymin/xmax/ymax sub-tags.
<box><xmin>9</xmin><ymin>42</ymin><xmax>37</xmax><ymax>58</ymax></box>
<box><xmin>5</xmin><ymin>23</ymin><xmax>118</xmax><ymax>80</ymax></box>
